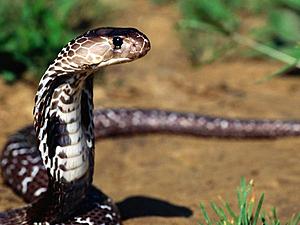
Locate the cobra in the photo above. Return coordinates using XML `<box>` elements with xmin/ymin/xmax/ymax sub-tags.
<box><xmin>0</xmin><ymin>27</ymin><xmax>150</xmax><ymax>225</ymax></box>
<box><xmin>1</xmin><ymin>27</ymin><xmax>300</xmax><ymax>224</ymax></box>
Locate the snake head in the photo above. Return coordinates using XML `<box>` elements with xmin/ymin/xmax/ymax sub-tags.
<box><xmin>64</xmin><ymin>27</ymin><xmax>151</xmax><ymax>70</ymax></box>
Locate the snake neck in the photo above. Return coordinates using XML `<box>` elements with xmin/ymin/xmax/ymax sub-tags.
<box><xmin>32</xmin><ymin>71</ymin><xmax>95</xmax><ymax>222</ymax></box>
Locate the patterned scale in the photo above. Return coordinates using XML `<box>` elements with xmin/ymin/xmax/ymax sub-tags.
<box><xmin>94</xmin><ymin>109</ymin><xmax>300</xmax><ymax>138</ymax></box>
<box><xmin>1</xmin><ymin>126</ymin><xmax>48</xmax><ymax>203</ymax></box>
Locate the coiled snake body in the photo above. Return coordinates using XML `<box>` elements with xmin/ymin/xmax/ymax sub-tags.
<box><xmin>1</xmin><ymin>27</ymin><xmax>300</xmax><ymax>224</ymax></box>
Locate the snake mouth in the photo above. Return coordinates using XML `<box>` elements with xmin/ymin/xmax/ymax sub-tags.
<box><xmin>91</xmin><ymin>57</ymin><xmax>132</xmax><ymax>69</ymax></box>
<box><xmin>140</xmin><ymin>39</ymin><xmax>151</xmax><ymax>57</ymax></box>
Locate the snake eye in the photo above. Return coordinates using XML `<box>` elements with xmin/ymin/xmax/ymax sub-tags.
<box><xmin>113</xmin><ymin>36</ymin><xmax>123</xmax><ymax>49</ymax></box>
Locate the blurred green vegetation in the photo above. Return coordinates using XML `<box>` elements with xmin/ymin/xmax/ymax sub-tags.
<box><xmin>2</xmin><ymin>0</ymin><xmax>300</xmax><ymax>83</ymax></box>
<box><xmin>199</xmin><ymin>178</ymin><xmax>300</xmax><ymax>225</ymax></box>
<box><xmin>0</xmin><ymin>0</ymin><xmax>110</xmax><ymax>83</ymax></box>
<box><xmin>154</xmin><ymin>0</ymin><xmax>300</xmax><ymax>77</ymax></box>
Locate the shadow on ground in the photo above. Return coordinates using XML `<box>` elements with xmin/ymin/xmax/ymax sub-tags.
<box><xmin>117</xmin><ymin>196</ymin><xmax>192</xmax><ymax>220</ymax></box>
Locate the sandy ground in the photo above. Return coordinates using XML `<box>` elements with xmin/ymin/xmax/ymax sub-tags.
<box><xmin>0</xmin><ymin>1</ymin><xmax>299</xmax><ymax>224</ymax></box>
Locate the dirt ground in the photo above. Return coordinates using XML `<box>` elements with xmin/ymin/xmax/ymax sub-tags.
<box><xmin>0</xmin><ymin>1</ymin><xmax>299</xmax><ymax>224</ymax></box>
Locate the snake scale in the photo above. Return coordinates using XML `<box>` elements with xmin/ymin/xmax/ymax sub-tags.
<box><xmin>1</xmin><ymin>27</ymin><xmax>300</xmax><ymax>224</ymax></box>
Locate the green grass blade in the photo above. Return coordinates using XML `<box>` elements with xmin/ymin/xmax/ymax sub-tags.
<box><xmin>210</xmin><ymin>202</ymin><xmax>228</xmax><ymax>221</ymax></box>
<box><xmin>225</xmin><ymin>202</ymin><xmax>238</xmax><ymax>222</ymax></box>
<box><xmin>271</xmin><ymin>207</ymin><xmax>280</xmax><ymax>225</ymax></box>
<box><xmin>247</xmin><ymin>198</ymin><xmax>254</xmax><ymax>221</ymax></box>
<box><xmin>291</xmin><ymin>213</ymin><xmax>300</xmax><ymax>225</ymax></box>
<box><xmin>200</xmin><ymin>203</ymin><xmax>213</xmax><ymax>225</ymax></box>
<box><xmin>237</xmin><ymin>203</ymin><xmax>246</xmax><ymax>225</ymax></box>
<box><xmin>253</xmin><ymin>193</ymin><xmax>264</xmax><ymax>225</ymax></box>
<box><xmin>255</xmin><ymin>62</ymin><xmax>298</xmax><ymax>84</ymax></box>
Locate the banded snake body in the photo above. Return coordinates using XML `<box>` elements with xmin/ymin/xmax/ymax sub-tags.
<box><xmin>1</xmin><ymin>27</ymin><xmax>300</xmax><ymax>224</ymax></box>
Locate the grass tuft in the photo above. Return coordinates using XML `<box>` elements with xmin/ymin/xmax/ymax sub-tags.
<box><xmin>199</xmin><ymin>178</ymin><xmax>300</xmax><ymax>225</ymax></box>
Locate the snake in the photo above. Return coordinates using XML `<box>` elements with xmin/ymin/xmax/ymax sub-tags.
<box><xmin>1</xmin><ymin>27</ymin><xmax>300</xmax><ymax>224</ymax></box>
